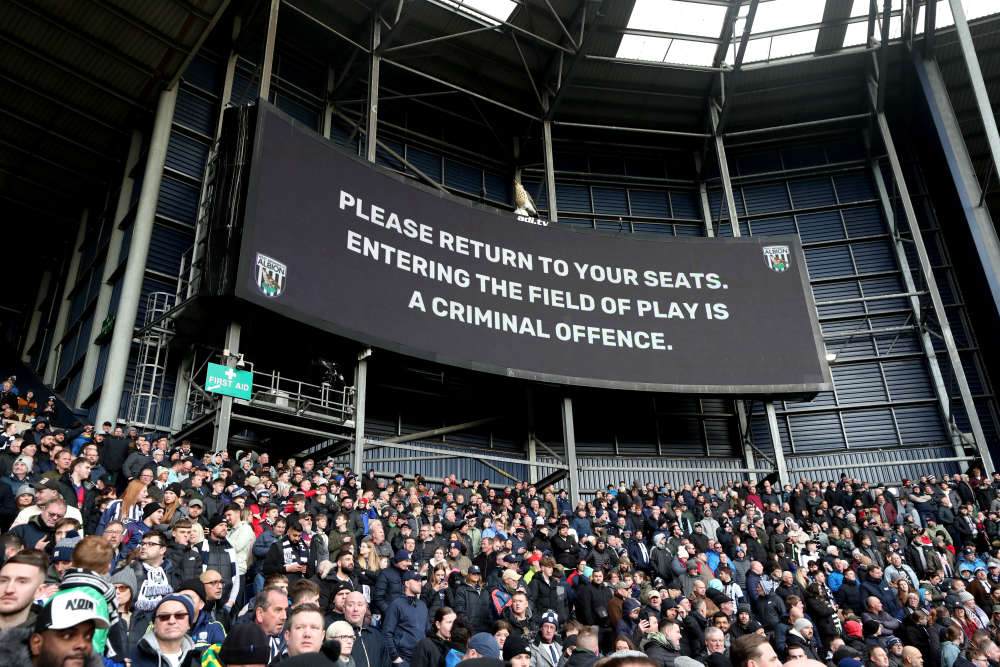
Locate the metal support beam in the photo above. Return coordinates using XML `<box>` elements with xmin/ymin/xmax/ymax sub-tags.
<box><xmin>876</xmin><ymin>0</ymin><xmax>892</xmax><ymax>113</ymax></box>
<box><xmin>871</xmin><ymin>160</ymin><xmax>963</xmax><ymax>456</ymax></box>
<box><xmin>948</xmin><ymin>0</ymin><xmax>1000</xmax><ymax>199</ymax></box>
<box><xmin>352</xmin><ymin>350</ymin><xmax>370</xmax><ymax>474</ymax></box>
<box><xmin>258</xmin><ymin>0</ymin><xmax>280</xmax><ymax>101</ymax></box>
<box><xmin>710</xmin><ymin>106</ymin><xmax>740</xmax><ymax>237</ymax></box>
<box><xmin>736</xmin><ymin>401</ymin><xmax>758</xmax><ymax>483</ymax></box>
<box><xmin>95</xmin><ymin>85</ymin><xmax>177</xmax><ymax>427</ymax></box>
<box><xmin>924</xmin><ymin>0</ymin><xmax>937</xmax><ymax>58</ymax></box>
<box><xmin>364</xmin><ymin>438</ymin><xmax>566</xmax><ymax>470</ymax></box>
<box><xmin>21</xmin><ymin>270</ymin><xmax>52</xmax><ymax>363</ymax></box>
<box><xmin>366</xmin><ymin>18</ymin><xmax>381</xmax><ymax>163</ymax></box>
<box><xmin>44</xmin><ymin>210</ymin><xmax>88</xmax><ymax>387</ymax></box>
<box><xmin>715</xmin><ymin>0</ymin><xmax>759</xmax><ymax>135</ymax></box>
<box><xmin>912</xmin><ymin>57</ymin><xmax>1000</xmax><ymax>324</ymax></box>
<box><xmin>545</xmin><ymin>0</ymin><xmax>607</xmax><ymax>121</ymax></box>
<box><xmin>170</xmin><ymin>356</ymin><xmax>192</xmax><ymax>431</ymax></box>
<box><xmin>379</xmin><ymin>417</ymin><xmax>500</xmax><ymax>445</ymax></box>
<box><xmin>543</xmin><ymin>120</ymin><xmax>558</xmax><ymax>222</ymax></box>
<box><xmin>212</xmin><ymin>322</ymin><xmax>241</xmax><ymax>452</ymax></box>
<box><xmin>77</xmin><ymin>131</ymin><xmax>143</xmax><ymax>405</ymax></box>
<box><xmin>871</xmin><ymin>83</ymin><xmax>995</xmax><ymax>475</ymax></box>
<box><xmin>561</xmin><ymin>397</ymin><xmax>580</xmax><ymax>508</ymax></box>
<box><xmin>765</xmin><ymin>402</ymin><xmax>790</xmax><ymax>486</ymax></box>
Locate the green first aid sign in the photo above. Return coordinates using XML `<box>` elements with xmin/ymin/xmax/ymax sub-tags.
<box><xmin>205</xmin><ymin>362</ymin><xmax>254</xmax><ymax>400</ymax></box>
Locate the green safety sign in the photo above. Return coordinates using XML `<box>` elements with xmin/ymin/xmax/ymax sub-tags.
<box><xmin>205</xmin><ymin>362</ymin><xmax>254</xmax><ymax>400</ymax></box>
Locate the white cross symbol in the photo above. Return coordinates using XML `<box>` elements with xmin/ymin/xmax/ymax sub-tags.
<box><xmin>224</xmin><ymin>368</ymin><xmax>237</xmax><ymax>380</ymax></box>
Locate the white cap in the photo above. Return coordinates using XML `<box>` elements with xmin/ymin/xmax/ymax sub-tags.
<box><xmin>38</xmin><ymin>589</ymin><xmax>110</xmax><ymax>631</ymax></box>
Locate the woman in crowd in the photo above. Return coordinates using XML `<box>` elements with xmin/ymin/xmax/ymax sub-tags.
<box><xmin>411</xmin><ymin>606</ymin><xmax>457</xmax><ymax>667</ymax></box>
<box><xmin>97</xmin><ymin>479</ymin><xmax>148</xmax><ymax>535</ymax></box>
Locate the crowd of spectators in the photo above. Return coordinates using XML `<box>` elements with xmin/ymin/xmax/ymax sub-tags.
<box><xmin>4</xmin><ymin>375</ymin><xmax>1000</xmax><ymax>667</ymax></box>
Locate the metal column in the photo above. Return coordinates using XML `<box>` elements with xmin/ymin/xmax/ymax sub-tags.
<box><xmin>561</xmin><ymin>397</ymin><xmax>579</xmax><ymax>507</ymax></box>
<box><xmin>765</xmin><ymin>402</ymin><xmax>790</xmax><ymax>487</ymax></box>
<box><xmin>352</xmin><ymin>350</ymin><xmax>369</xmax><ymax>474</ymax></box>
<box><xmin>365</xmin><ymin>18</ymin><xmax>380</xmax><ymax>163</ymax></box>
<box><xmin>170</xmin><ymin>355</ymin><xmax>192</xmax><ymax>431</ymax></box>
<box><xmin>77</xmin><ymin>130</ymin><xmax>143</xmax><ymax>405</ymax></box>
<box><xmin>44</xmin><ymin>209</ymin><xmax>88</xmax><ymax>387</ymax></box>
<box><xmin>95</xmin><ymin>85</ymin><xmax>178</xmax><ymax>427</ymax></box>
<box><xmin>212</xmin><ymin>322</ymin><xmax>241</xmax><ymax>452</ymax></box>
<box><xmin>948</xmin><ymin>0</ymin><xmax>1000</xmax><ymax>201</ymax></box>
<box><xmin>871</xmin><ymin>161</ymin><xmax>964</xmax><ymax>457</ymax></box>
<box><xmin>872</xmin><ymin>96</ymin><xmax>995</xmax><ymax>475</ymax></box>
<box><xmin>912</xmin><ymin>56</ymin><xmax>1000</xmax><ymax>321</ymax></box>
<box><xmin>708</xmin><ymin>111</ymin><xmax>780</xmax><ymax>482</ymax></box>
<box><xmin>258</xmin><ymin>0</ymin><xmax>279</xmax><ymax>101</ymax></box>
<box><xmin>21</xmin><ymin>270</ymin><xmax>51</xmax><ymax>363</ymax></box>
<box><xmin>543</xmin><ymin>120</ymin><xmax>558</xmax><ymax>222</ymax></box>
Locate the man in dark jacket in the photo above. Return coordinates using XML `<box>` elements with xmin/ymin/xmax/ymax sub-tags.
<box><xmin>262</xmin><ymin>519</ymin><xmax>313</xmax><ymax>587</ymax></box>
<box><xmin>374</xmin><ymin>549</ymin><xmax>410</xmax><ymax>617</ymax></box>
<box><xmin>200</xmin><ymin>515</ymin><xmax>240</xmax><ymax>616</ymax></box>
<box><xmin>345</xmin><ymin>591</ymin><xmax>392</xmax><ymax>667</ymax></box>
<box><xmin>527</xmin><ymin>558</ymin><xmax>569</xmax><ymax>623</ymax></box>
<box><xmin>57</xmin><ymin>456</ymin><xmax>97</xmax><ymax>534</ymax></box>
<box><xmin>122</xmin><ymin>438</ymin><xmax>155</xmax><ymax>481</ymax></box>
<box><xmin>11</xmin><ymin>496</ymin><xmax>64</xmax><ymax>552</ymax></box>
<box><xmin>383</xmin><ymin>570</ymin><xmax>428</xmax><ymax>667</ymax></box>
<box><xmin>575</xmin><ymin>569</ymin><xmax>612</xmax><ymax>628</ymax></box>
<box><xmin>859</xmin><ymin>566</ymin><xmax>901</xmax><ymax>616</ymax></box>
<box><xmin>835</xmin><ymin>568</ymin><xmax>865</xmax><ymax>615</ymax></box>
<box><xmin>99</xmin><ymin>432</ymin><xmax>129</xmax><ymax>483</ymax></box>
<box><xmin>165</xmin><ymin>519</ymin><xmax>203</xmax><ymax>582</ymax></box>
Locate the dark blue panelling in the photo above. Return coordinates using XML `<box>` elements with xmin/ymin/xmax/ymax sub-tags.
<box><xmin>375</xmin><ymin>138</ymin><xmax>404</xmax><ymax>171</ymax></box>
<box><xmin>165</xmin><ymin>133</ymin><xmax>209</xmax><ymax>180</ymax></box>
<box><xmin>595</xmin><ymin>219</ymin><xmax>627</xmax><ymax>233</ymax></box>
<box><xmin>627</xmin><ymin>157</ymin><xmax>663</xmax><ymax>178</ymax></box>
<box><xmin>860</xmin><ymin>276</ymin><xmax>907</xmax><ymax>312</ymax></box>
<box><xmin>634</xmin><ymin>222</ymin><xmax>675</xmax><ymax>235</ymax></box>
<box><xmin>742</xmin><ymin>183</ymin><xmax>790</xmax><ymax>214</ymax></box>
<box><xmin>716</xmin><ymin>219</ymin><xmax>750</xmax><ymax>237</ymax></box>
<box><xmin>894</xmin><ymin>405</ymin><xmax>946</xmax><ymax>444</ymax></box>
<box><xmin>73</xmin><ymin>313</ymin><xmax>93</xmax><ymax>365</ymax></box>
<box><xmin>781</xmin><ymin>146</ymin><xmax>827</xmax><ymax>169</ymax></box>
<box><xmin>92</xmin><ymin>343</ymin><xmax>110</xmax><ymax>394</ymax></box>
<box><xmin>522</xmin><ymin>180</ymin><xmax>548</xmax><ymax>210</ymax></box>
<box><xmin>749</xmin><ymin>216</ymin><xmax>795</xmax><ymax>236</ymax></box>
<box><xmin>88</xmin><ymin>268</ymin><xmax>103</xmax><ymax>306</ymax></box>
<box><xmin>851</xmin><ymin>240</ymin><xmax>895</xmax><ymax>273</ymax></box>
<box><xmin>813</xmin><ymin>281</ymin><xmax>863</xmax><ymax>319</ymax></box>
<box><xmin>629</xmin><ymin>190</ymin><xmax>669</xmax><ymax>217</ymax></box>
<box><xmin>68</xmin><ymin>272</ymin><xmax>88</xmax><ymax>324</ymax></box>
<box><xmin>707</xmin><ymin>189</ymin><xmax>746</xmax><ymax>220</ymax></box>
<box><xmin>174</xmin><ymin>90</ymin><xmax>214</xmax><ymax>136</ymax></box>
<box><xmin>843</xmin><ymin>206</ymin><xmax>884</xmax><ymax>237</ymax></box>
<box><xmin>275</xmin><ymin>94</ymin><xmax>319</xmax><ymax>130</ymax></box>
<box><xmin>182</xmin><ymin>56</ymin><xmax>219</xmax><ymax>91</ymax></box>
<box><xmin>329</xmin><ymin>118</ymin><xmax>359</xmax><ymax>151</ymax></box>
<box><xmin>590</xmin><ymin>156</ymin><xmax>625</xmax><ymax>175</ymax></box>
<box><xmin>135</xmin><ymin>277</ymin><xmax>176</xmax><ymax>326</ymax></box>
<box><xmin>65</xmin><ymin>372</ymin><xmax>80</xmax><ymax>407</ymax></box>
<box><xmin>408</xmin><ymin>147</ymin><xmax>442</xmax><ymax>183</ymax></box>
<box><xmin>834</xmin><ymin>172</ymin><xmax>875</xmax><ymax>202</ymax></box>
<box><xmin>843</xmin><ymin>409</ymin><xmax>897</xmax><ymax>448</ymax></box>
<box><xmin>804</xmin><ymin>245</ymin><xmax>853</xmax><ymax>278</ymax></box>
<box><xmin>670</xmin><ymin>191</ymin><xmax>698</xmax><ymax>219</ymax></box>
<box><xmin>559</xmin><ymin>218</ymin><xmax>591</xmax><ymax>228</ymax></box>
<box><xmin>443</xmin><ymin>159</ymin><xmax>480</xmax><ymax>195</ymax></box>
<box><xmin>231</xmin><ymin>72</ymin><xmax>259</xmax><ymax>105</ymax></box>
<box><xmin>826</xmin><ymin>140</ymin><xmax>864</xmax><ymax>163</ymax></box>
<box><xmin>156</xmin><ymin>177</ymin><xmax>199</xmax><ymax>223</ymax></box>
<box><xmin>148</xmin><ymin>224</ymin><xmax>192</xmax><ymax>275</ymax></box>
<box><xmin>556</xmin><ymin>184</ymin><xmax>591</xmax><ymax>212</ymax></box>
<box><xmin>736</xmin><ymin>152</ymin><xmax>782</xmax><ymax>175</ymax></box>
<box><xmin>789</xmin><ymin>177</ymin><xmax>836</xmax><ymax>209</ymax></box>
<box><xmin>787</xmin><ymin>412</ymin><xmax>845</xmax><ymax>451</ymax></box>
<box><xmin>832</xmin><ymin>364</ymin><xmax>888</xmax><ymax>403</ymax></box>
<box><xmin>484</xmin><ymin>172</ymin><xmax>508</xmax><ymax>204</ymax></box>
<box><xmin>797</xmin><ymin>211</ymin><xmax>844</xmax><ymax>243</ymax></box>
<box><xmin>592</xmin><ymin>187</ymin><xmax>628</xmax><ymax>214</ymax></box>
<box><xmin>275</xmin><ymin>55</ymin><xmax>323</xmax><ymax>95</ymax></box>
<box><xmin>674</xmin><ymin>224</ymin><xmax>703</xmax><ymax>237</ymax></box>
<box><xmin>883</xmin><ymin>359</ymin><xmax>935</xmax><ymax>399</ymax></box>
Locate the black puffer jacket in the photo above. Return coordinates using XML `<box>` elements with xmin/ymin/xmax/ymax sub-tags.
<box><xmin>451</xmin><ymin>582</ymin><xmax>492</xmax><ymax>632</ymax></box>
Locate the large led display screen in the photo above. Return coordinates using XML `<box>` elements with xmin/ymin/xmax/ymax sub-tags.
<box><xmin>236</xmin><ymin>103</ymin><xmax>832</xmax><ymax>394</ymax></box>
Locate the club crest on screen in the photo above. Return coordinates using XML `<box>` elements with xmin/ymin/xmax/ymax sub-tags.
<box><xmin>762</xmin><ymin>245</ymin><xmax>791</xmax><ymax>273</ymax></box>
<box><xmin>255</xmin><ymin>253</ymin><xmax>287</xmax><ymax>297</ymax></box>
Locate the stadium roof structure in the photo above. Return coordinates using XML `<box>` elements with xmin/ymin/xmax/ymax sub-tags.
<box><xmin>0</xmin><ymin>0</ymin><xmax>230</xmax><ymax>257</ymax></box>
<box><xmin>2</xmin><ymin>0</ymin><xmax>999</xmax><ymax>247</ymax></box>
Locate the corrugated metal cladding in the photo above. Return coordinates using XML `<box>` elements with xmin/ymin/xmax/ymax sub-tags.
<box><xmin>787</xmin><ymin>445</ymin><xmax>960</xmax><ymax>484</ymax></box>
<box><xmin>346</xmin><ymin>439</ymin><xmax>527</xmax><ymax>486</ymax></box>
<box><xmin>535</xmin><ymin>457</ymin><xmax>752</xmax><ymax>495</ymax></box>
<box><xmin>702</xmin><ymin>138</ymin><xmax>999</xmax><ymax>482</ymax></box>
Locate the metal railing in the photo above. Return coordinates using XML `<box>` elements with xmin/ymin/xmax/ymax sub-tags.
<box><xmin>243</xmin><ymin>368</ymin><xmax>355</xmax><ymax>424</ymax></box>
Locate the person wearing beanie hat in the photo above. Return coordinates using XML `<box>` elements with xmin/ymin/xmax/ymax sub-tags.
<box><xmin>200</xmin><ymin>512</ymin><xmax>240</xmax><ymax>616</ymax></box>
<box><xmin>503</xmin><ymin>633</ymin><xmax>532</xmax><ymax>664</ymax></box>
<box><xmin>208</xmin><ymin>621</ymin><xmax>271</xmax><ymax>666</ymax></box>
<box><xmin>531</xmin><ymin>610</ymin><xmax>562</xmax><ymax>667</ymax></box>
<box><xmin>787</xmin><ymin>617</ymin><xmax>819</xmax><ymax>660</ymax></box>
<box><xmin>176</xmin><ymin>577</ymin><xmax>226</xmax><ymax>652</ymax></box>
<box><xmin>130</xmin><ymin>594</ymin><xmax>198</xmax><ymax>667</ymax></box>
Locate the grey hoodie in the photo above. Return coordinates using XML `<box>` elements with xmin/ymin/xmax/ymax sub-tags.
<box><xmin>130</xmin><ymin>627</ymin><xmax>198</xmax><ymax>667</ymax></box>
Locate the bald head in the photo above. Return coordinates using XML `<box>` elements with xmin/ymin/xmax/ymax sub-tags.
<box><xmin>902</xmin><ymin>646</ymin><xmax>923</xmax><ymax>667</ymax></box>
<box><xmin>345</xmin><ymin>590</ymin><xmax>367</xmax><ymax>627</ymax></box>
